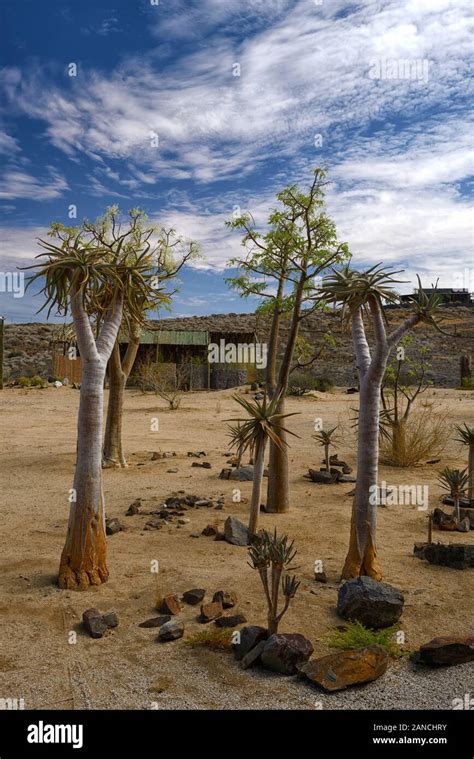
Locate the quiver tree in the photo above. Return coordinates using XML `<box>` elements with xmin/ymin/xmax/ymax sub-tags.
<box><xmin>319</xmin><ymin>268</ymin><xmax>448</xmax><ymax>580</ymax></box>
<box><xmin>248</xmin><ymin>529</ymin><xmax>300</xmax><ymax>635</ymax></box>
<box><xmin>437</xmin><ymin>467</ymin><xmax>468</xmax><ymax>522</ymax></box>
<box><xmin>94</xmin><ymin>213</ymin><xmax>198</xmax><ymax>468</ymax></box>
<box><xmin>25</xmin><ymin>215</ymin><xmax>160</xmax><ymax>590</ymax></box>
<box><xmin>455</xmin><ymin>424</ymin><xmax>474</xmax><ymax>504</ymax></box>
<box><xmin>226</xmin><ymin>169</ymin><xmax>349</xmax><ymax>514</ymax></box>
<box><xmin>227</xmin><ymin>394</ymin><xmax>298</xmax><ymax>536</ymax></box>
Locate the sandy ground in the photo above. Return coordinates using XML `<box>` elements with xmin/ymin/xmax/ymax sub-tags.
<box><xmin>0</xmin><ymin>385</ymin><xmax>473</xmax><ymax>710</ymax></box>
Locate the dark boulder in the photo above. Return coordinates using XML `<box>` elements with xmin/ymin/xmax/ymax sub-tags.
<box><xmin>337</xmin><ymin>576</ymin><xmax>404</xmax><ymax>629</ymax></box>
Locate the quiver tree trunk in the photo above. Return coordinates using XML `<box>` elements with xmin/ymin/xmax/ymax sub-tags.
<box><xmin>266</xmin><ymin>405</ymin><xmax>290</xmax><ymax>513</ymax></box>
<box><xmin>391</xmin><ymin>419</ymin><xmax>407</xmax><ymax>464</ymax></box>
<box><xmin>469</xmin><ymin>445</ymin><xmax>474</xmax><ymax>504</ymax></box>
<box><xmin>249</xmin><ymin>439</ymin><xmax>266</xmax><ymax>536</ymax></box>
<box><xmin>59</xmin><ymin>292</ymin><xmax>123</xmax><ymax>590</ymax></box>
<box><xmin>102</xmin><ymin>334</ymin><xmax>140</xmax><ymax>468</ymax></box>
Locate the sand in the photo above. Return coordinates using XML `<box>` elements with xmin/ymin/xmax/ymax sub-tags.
<box><xmin>0</xmin><ymin>385</ymin><xmax>473</xmax><ymax>710</ymax></box>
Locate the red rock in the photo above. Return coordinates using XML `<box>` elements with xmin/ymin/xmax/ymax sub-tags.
<box><xmin>158</xmin><ymin>594</ymin><xmax>182</xmax><ymax>615</ymax></box>
<box><xmin>212</xmin><ymin>590</ymin><xmax>237</xmax><ymax>608</ymax></box>
<box><xmin>298</xmin><ymin>645</ymin><xmax>389</xmax><ymax>691</ymax></box>
<box><xmin>200</xmin><ymin>601</ymin><xmax>223</xmax><ymax>622</ymax></box>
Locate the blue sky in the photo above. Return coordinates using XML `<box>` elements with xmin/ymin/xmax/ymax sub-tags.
<box><xmin>0</xmin><ymin>0</ymin><xmax>472</xmax><ymax>322</ymax></box>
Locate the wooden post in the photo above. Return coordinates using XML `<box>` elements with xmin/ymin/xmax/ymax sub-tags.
<box><xmin>0</xmin><ymin>316</ymin><xmax>4</xmax><ymax>390</ymax></box>
<box><xmin>427</xmin><ymin>512</ymin><xmax>432</xmax><ymax>545</ymax></box>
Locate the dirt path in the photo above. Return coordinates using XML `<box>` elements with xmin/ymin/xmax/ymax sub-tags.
<box><xmin>0</xmin><ymin>386</ymin><xmax>473</xmax><ymax>709</ymax></box>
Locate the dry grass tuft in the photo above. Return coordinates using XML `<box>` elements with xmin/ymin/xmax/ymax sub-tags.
<box><xmin>184</xmin><ymin>628</ymin><xmax>234</xmax><ymax>650</ymax></box>
<box><xmin>380</xmin><ymin>406</ymin><xmax>447</xmax><ymax>467</ymax></box>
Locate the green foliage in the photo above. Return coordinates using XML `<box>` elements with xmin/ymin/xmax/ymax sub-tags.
<box><xmin>287</xmin><ymin>371</ymin><xmax>333</xmax><ymax>395</ymax></box>
<box><xmin>437</xmin><ymin>467</ymin><xmax>469</xmax><ymax>496</ymax></box>
<box><xmin>460</xmin><ymin>377</ymin><xmax>474</xmax><ymax>390</ymax></box>
<box><xmin>325</xmin><ymin>621</ymin><xmax>406</xmax><ymax>658</ymax></box>
<box><xmin>16</xmin><ymin>375</ymin><xmax>47</xmax><ymax>388</ymax></box>
<box><xmin>455</xmin><ymin>423</ymin><xmax>474</xmax><ymax>445</ymax></box>
<box><xmin>226</xmin><ymin>393</ymin><xmax>299</xmax><ymax>454</ymax></box>
<box><xmin>17</xmin><ymin>376</ymin><xmax>31</xmax><ymax>387</ymax></box>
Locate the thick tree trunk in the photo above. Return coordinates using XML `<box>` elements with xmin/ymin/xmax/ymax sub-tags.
<box><xmin>266</xmin><ymin>275</ymin><xmax>305</xmax><ymax>512</ymax></box>
<box><xmin>103</xmin><ymin>343</ymin><xmax>126</xmax><ymax>468</ymax></box>
<box><xmin>266</xmin><ymin>275</ymin><xmax>285</xmax><ymax>399</ymax></box>
<box><xmin>102</xmin><ymin>336</ymin><xmax>139</xmax><ymax>468</ymax></box>
<box><xmin>59</xmin><ymin>357</ymin><xmax>109</xmax><ymax>590</ymax></box>
<box><xmin>342</xmin><ymin>376</ymin><xmax>383</xmax><ymax>580</ymax></box>
<box><xmin>58</xmin><ymin>292</ymin><xmax>123</xmax><ymax>590</ymax></box>
<box><xmin>249</xmin><ymin>440</ymin><xmax>266</xmax><ymax>536</ymax></box>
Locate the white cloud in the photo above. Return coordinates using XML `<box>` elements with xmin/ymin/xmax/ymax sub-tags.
<box><xmin>0</xmin><ymin>168</ymin><xmax>69</xmax><ymax>200</ymax></box>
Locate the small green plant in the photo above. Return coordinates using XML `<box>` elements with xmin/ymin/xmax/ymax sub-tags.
<box><xmin>248</xmin><ymin>528</ymin><xmax>300</xmax><ymax>635</ymax></box>
<box><xmin>455</xmin><ymin>424</ymin><xmax>474</xmax><ymax>503</ymax></box>
<box><xmin>30</xmin><ymin>375</ymin><xmax>47</xmax><ymax>387</ymax></box>
<box><xmin>184</xmin><ymin>628</ymin><xmax>233</xmax><ymax>650</ymax></box>
<box><xmin>437</xmin><ymin>466</ymin><xmax>469</xmax><ymax>521</ymax></box>
<box><xmin>325</xmin><ymin>621</ymin><xmax>406</xmax><ymax>658</ymax></box>
<box><xmin>17</xmin><ymin>376</ymin><xmax>31</xmax><ymax>387</ymax></box>
<box><xmin>313</xmin><ymin>425</ymin><xmax>340</xmax><ymax>471</ymax></box>
<box><xmin>314</xmin><ymin>376</ymin><xmax>333</xmax><ymax>392</ymax></box>
<box><xmin>460</xmin><ymin>377</ymin><xmax>474</xmax><ymax>390</ymax></box>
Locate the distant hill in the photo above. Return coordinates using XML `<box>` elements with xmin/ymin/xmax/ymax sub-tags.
<box><xmin>3</xmin><ymin>306</ymin><xmax>474</xmax><ymax>387</ymax></box>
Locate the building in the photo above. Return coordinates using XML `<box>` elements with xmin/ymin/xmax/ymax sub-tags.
<box><xmin>400</xmin><ymin>288</ymin><xmax>472</xmax><ymax>306</ymax></box>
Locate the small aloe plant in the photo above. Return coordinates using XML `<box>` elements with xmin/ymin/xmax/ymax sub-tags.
<box><xmin>313</xmin><ymin>425</ymin><xmax>340</xmax><ymax>472</ymax></box>
<box><xmin>437</xmin><ymin>467</ymin><xmax>469</xmax><ymax>522</ymax></box>
<box><xmin>248</xmin><ymin>529</ymin><xmax>300</xmax><ymax>635</ymax></box>
<box><xmin>454</xmin><ymin>424</ymin><xmax>474</xmax><ymax>504</ymax></box>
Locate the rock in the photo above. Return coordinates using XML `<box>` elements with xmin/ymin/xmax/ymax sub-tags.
<box><xmin>261</xmin><ymin>633</ymin><xmax>314</xmax><ymax>675</ymax></box>
<box><xmin>241</xmin><ymin>640</ymin><xmax>266</xmax><ymax>669</ymax></box>
<box><xmin>202</xmin><ymin>524</ymin><xmax>219</xmax><ymax>537</ymax></box>
<box><xmin>337</xmin><ymin>577</ymin><xmax>404</xmax><ymax>629</ymax></box>
<box><xmin>105</xmin><ymin>517</ymin><xmax>123</xmax><ymax>535</ymax></box>
<box><xmin>215</xmin><ymin>532</ymin><xmax>226</xmax><ymax>541</ymax></box>
<box><xmin>194</xmin><ymin>499</ymin><xmax>210</xmax><ymax>508</ymax></box>
<box><xmin>215</xmin><ymin>614</ymin><xmax>247</xmax><ymax>628</ymax></box>
<box><xmin>337</xmin><ymin>475</ymin><xmax>357</xmax><ymax>484</ymax></box>
<box><xmin>220</xmin><ymin>465</ymin><xmax>255</xmax><ymax>481</ymax></box>
<box><xmin>250</xmin><ymin>382</ymin><xmax>258</xmax><ymax>391</ymax></box>
<box><xmin>459</xmin><ymin>507</ymin><xmax>474</xmax><ymax>529</ymax></box>
<box><xmin>233</xmin><ymin>625</ymin><xmax>269</xmax><ymax>661</ymax></box>
<box><xmin>314</xmin><ymin>572</ymin><xmax>328</xmax><ymax>584</ymax></box>
<box><xmin>167</xmin><ymin>468</ymin><xmax>179</xmax><ymax>474</ymax></box>
<box><xmin>82</xmin><ymin>608</ymin><xmax>107</xmax><ymax>639</ymax></box>
<box><xmin>187</xmin><ymin>451</ymin><xmax>206</xmax><ymax>457</ymax></box>
<box><xmin>297</xmin><ymin>645</ymin><xmax>389</xmax><ymax>691</ymax></box>
<box><xmin>139</xmin><ymin>615</ymin><xmax>171</xmax><ymax>628</ymax></box>
<box><xmin>224</xmin><ymin>516</ymin><xmax>250</xmax><ymax>546</ymax></box>
<box><xmin>254</xmin><ymin>392</ymin><xmax>265</xmax><ymax>400</ymax></box>
<box><xmin>144</xmin><ymin>518</ymin><xmax>163</xmax><ymax>531</ymax></box>
<box><xmin>182</xmin><ymin>588</ymin><xmax>206</xmax><ymax>606</ymax></box>
<box><xmin>158</xmin><ymin>594</ymin><xmax>182</xmax><ymax>615</ymax></box>
<box><xmin>191</xmin><ymin>461</ymin><xmax>212</xmax><ymax>469</ymax></box>
<box><xmin>414</xmin><ymin>542</ymin><xmax>474</xmax><ymax>569</ymax></box>
<box><xmin>308</xmin><ymin>469</ymin><xmax>338</xmax><ymax>484</ymax></box>
<box><xmin>411</xmin><ymin>635</ymin><xmax>474</xmax><ymax>666</ymax></box>
<box><xmin>125</xmin><ymin>499</ymin><xmax>141</xmax><ymax>516</ymax></box>
<box><xmin>346</xmin><ymin>387</ymin><xmax>358</xmax><ymax>394</ymax></box>
<box><xmin>152</xmin><ymin>451</ymin><xmax>176</xmax><ymax>460</ymax></box>
<box><xmin>458</xmin><ymin>517</ymin><xmax>470</xmax><ymax>533</ymax></box>
<box><xmin>200</xmin><ymin>601</ymin><xmax>223</xmax><ymax>622</ymax></box>
<box><xmin>158</xmin><ymin>620</ymin><xmax>184</xmax><ymax>641</ymax></box>
<box><xmin>102</xmin><ymin>610</ymin><xmax>119</xmax><ymax>628</ymax></box>
<box><xmin>178</xmin><ymin>518</ymin><xmax>190</xmax><ymax>525</ymax></box>
<box><xmin>213</xmin><ymin>590</ymin><xmax>238</xmax><ymax>608</ymax></box>
<box><xmin>190</xmin><ymin>532</ymin><xmax>200</xmax><ymax>538</ymax></box>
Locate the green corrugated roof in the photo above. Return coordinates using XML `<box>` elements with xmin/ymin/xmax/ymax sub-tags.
<box><xmin>119</xmin><ymin>329</ymin><xmax>209</xmax><ymax>346</ymax></box>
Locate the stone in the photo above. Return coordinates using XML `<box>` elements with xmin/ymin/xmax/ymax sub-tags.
<box><xmin>337</xmin><ymin>577</ymin><xmax>404</xmax><ymax>629</ymax></box>
<box><xmin>297</xmin><ymin>645</ymin><xmax>389</xmax><ymax>691</ymax></box>
<box><xmin>337</xmin><ymin>475</ymin><xmax>357</xmax><ymax>484</ymax></box>
<box><xmin>167</xmin><ymin>468</ymin><xmax>179</xmax><ymax>474</ymax></box>
<box><xmin>308</xmin><ymin>469</ymin><xmax>338</xmax><ymax>484</ymax></box>
<box><xmin>261</xmin><ymin>633</ymin><xmax>314</xmax><ymax>675</ymax></box>
<box><xmin>178</xmin><ymin>518</ymin><xmax>190</xmax><ymax>525</ymax></box>
<box><xmin>213</xmin><ymin>590</ymin><xmax>238</xmax><ymax>608</ymax></box>
<box><xmin>187</xmin><ymin>451</ymin><xmax>206</xmax><ymax>457</ymax></box>
<box><xmin>144</xmin><ymin>518</ymin><xmax>163</xmax><ymax>531</ymax></box>
<box><xmin>139</xmin><ymin>615</ymin><xmax>171</xmax><ymax>628</ymax></box>
<box><xmin>158</xmin><ymin>621</ymin><xmax>184</xmax><ymax>641</ymax></box>
<box><xmin>191</xmin><ymin>461</ymin><xmax>212</xmax><ymax>469</ymax></box>
<box><xmin>220</xmin><ymin>465</ymin><xmax>255</xmax><ymax>481</ymax></box>
<box><xmin>202</xmin><ymin>524</ymin><xmax>219</xmax><ymax>537</ymax></box>
<box><xmin>215</xmin><ymin>614</ymin><xmax>247</xmax><ymax>628</ymax></box>
<box><xmin>215</xmin><ymin>532</ymin><xmax>226</xmax><ymax>541</ymax></box>
<box><xmin>459</xmin><ymin>507</ymin><xmax>474</xmax><ymax>529</ymax></box>
<box><xmin>458</xmin><ymin>517</ymin><xmax>470</xmax><ymax>533</ymax></box>
<box><xmin>182</xmin><ymin>588</ymin><xmax>206</xmax><ymax>606</ymax></box>
<box><xmin>190</xmin><ymin>532</ymin><xmax>200</xmax><ymax>538</ymax></box>
<box><xmin>158</xmin><ymin>594</ymin><xmax>182</xmax><ymax>615</ymax></box>
<box><xmin>194</xmin><ymin>499</ymin><xmax>210</xmax><ymax>508</ymax></box>
<box><xmin>241</xmin><ymin>640</ymin><xmax>266</xmax><ymax>669</ymax></box>
<box><xmin>224</xmin><ymin>516</ymin><xmax>250</xmax><ymax>546</ymax></box>
<box><xmin>411</xmin><ymin>635</ymin><xmax>474</xmax><ymax>667</ymax></box>
<box><xmin>105</xmin><ymin>517</ymin><xmax>123</xmax><ymax>535</ymax></box>
<box><xmin>125</xmin><ymin>499</ymin><xmax>141</xmax><ymax>516</ymax></box>
<box><xmin>314</xmin><ymin>572</ymin><xmax>328</xmax><ymax>584</ymax></box>
<box><xmin>102</xmin><ymin>610</ymin><xmax>119</xmax><ymax>629</ymax></box>
<box><xmin>233</xmin><ymin>625</ymin><xmax>268</xmax><ymax>661</ymax></box>
<box><xmin>200</xmin><ymin>601</ymin><xmax>223</xmax><ymax>622</ymax></box>
<box><xmin>82</xmin><ymin>608</ymin><xmax>107</xmax><ymax>639</ymax></box>
<box><xmin>414</xmin><ymin>542</ymin><xmax>474</xmax><ymax>569</ymax></box>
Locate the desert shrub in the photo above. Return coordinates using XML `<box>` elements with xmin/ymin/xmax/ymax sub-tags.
<box><xmin>325</xmin><ymin>621</ymin><xmax>406</xmax><ymax>658</ymax></box>
<box><xmin>379</xmin><ymin>406</ymin><xmax>447</xmax><ymax>467</ymax></box>
<box><xmin>30</xmin><ymin>375</ymin><xmax>47</xmax><ymax>387</ymax></box>
<box><xmin>184</xmin><ymin>628</ymin><xmax>233</xmax><ymax>650</ymax></box>
<box><xmin>288</xmin><ymin>372</ymin><xmax>333</xmax><ymax>395</ymax></box>
<box><xmin>461</xmin><ymin>377</ymin><xmax>474</xmax><ymax>390</ymax></box>
<box><xmin>16</xmin><ymin>376</ymin><xmax>31</xmax><ymax>387</ymax></box>
<box><xmin>135</xmin><ymin>358</ymin><xmax>183</xmax><ymax>409</ymax></box>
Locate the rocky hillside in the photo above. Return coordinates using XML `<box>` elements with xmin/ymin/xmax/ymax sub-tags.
<box><xmin>3</xmin><ymin>306</ymin><xmax>474</xmax><ymax>387</ymax></box>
